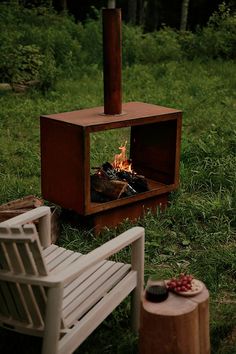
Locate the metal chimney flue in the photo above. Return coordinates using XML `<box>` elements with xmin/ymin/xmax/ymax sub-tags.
<box><xmin>102</xmin><ymin>5</ymin><xmax>122</xmax><ymax>115</ymax></box>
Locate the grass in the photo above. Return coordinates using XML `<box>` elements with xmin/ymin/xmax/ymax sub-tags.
<box><xmin>0</xmin><ymin>58</ymin><xmax>236</xmax><ymax>353</ymax></box>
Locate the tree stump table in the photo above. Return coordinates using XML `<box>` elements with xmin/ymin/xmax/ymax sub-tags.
<box><xmin>139</xmin><ymin>283</ymin><xmax>210</xmax><ymax>354</ymax></box>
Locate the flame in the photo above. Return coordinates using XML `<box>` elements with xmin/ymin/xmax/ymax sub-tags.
<box><xmin>112</xmin><ymin>141</ymin><xmax>133</xmax><ymax>172</ymax></box>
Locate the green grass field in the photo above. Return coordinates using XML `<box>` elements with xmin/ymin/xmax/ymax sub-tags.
<box><xmin>0</xmin><ymin>59</ymin><xmax>236</xmax><ymax>353</ymax></box>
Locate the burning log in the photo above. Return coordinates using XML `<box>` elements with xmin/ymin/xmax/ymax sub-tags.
<box><xmin>117</xmin><ymin>170</ymin><xmax>149</xmax><ymax>193</ymax></box>
<box><xmin>91</xmin><ymin>174</ymin><xmax>128</xmax><ymax>200</ymax></box>
<box><xmin>91</xmin><ymin>164</ymin><xmax>149</xmax><ymax>203</ymax></box>
<box><xmin>90</xmin><ymin>142</ymin><xmax>149</xmax><ymax>203</ymax></box>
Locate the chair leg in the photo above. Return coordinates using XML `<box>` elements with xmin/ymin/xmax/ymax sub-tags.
<box><xmin>42</xmin><ymin>286</ymin><xmax>63</xmax><ymax>354</ymax></box>
<box><xmin>131</xmin><ymin>232</ymin><xmax>145</xmax><ymax>333</ymax></box>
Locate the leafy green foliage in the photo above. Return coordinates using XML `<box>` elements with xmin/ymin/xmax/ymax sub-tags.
<box><xmin>139</xmin><ymin>28</ymin><xmax>183</xmax><ymax>63</ymax></box>
<box><xmin>180</xmin><ymin>3</ymin><xmax>236</xmax><ymax>60</ymax></box>
<box><xmin>0</xmin><ymin>4</ymin><xmax>82</xmax><ymax>89</ymax></box>
<box><xmin>0</xmin><ymin>2</ymin><xmax>236</xmax><ymax>92</ymax></box>
<box><xmin>1</xmin><ymin>44</ymin><xmax>43</xmax><ymax>84</ymax></box>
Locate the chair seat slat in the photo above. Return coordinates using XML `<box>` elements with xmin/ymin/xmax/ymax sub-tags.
<box><xmin>63</xmin><ymin>264</ymin><xmax>131</xmax><ymax>328</ymax></box>
<box><xmin>44</xmin><ymin>247</ymin><xmax>66</xmax><ymax>263</ymax></box>
<box><xmin>63</xmin><ymin>260</ymin><xmax>116</xmax><ymax>303</ymax></box>
<box><xmin>58</xmin><ymin>271</ymin><xmax>137</xmax><ymax>354</ymax></box>
<box><xmin>42</xmin><ymin>244</ymin><xmax>59</xmax><ymax>257</ymax></box>
<box><xmin>48</xmin><ymin>251</ymin><xmax>82</xmax><ymax>274</ymax></box>
<box><xmin>47</xmin><ymin>249</ymin><xmax>74</xmax><ymax>271</ymax></box>
<box><xmin>63</xmin><ymin>263</ymin><xmax>129</xmax><ymax>317</ymax></box>
<box><xmin>63</xmin><ymin>260</ymin><xmax>107</xmax><ymax>297</ymax></box>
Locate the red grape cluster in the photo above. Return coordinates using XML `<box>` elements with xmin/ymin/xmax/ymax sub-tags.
<box><xmin>166</xmin><ymin>273</ymin><xmax>193</xmax><ymax>293</ymax></box>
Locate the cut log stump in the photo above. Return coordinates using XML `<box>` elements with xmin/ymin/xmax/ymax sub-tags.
<box><xmin>139</xmin><ymin>284</ymin><xmax>210</xmax><ymax>354</ymax></box>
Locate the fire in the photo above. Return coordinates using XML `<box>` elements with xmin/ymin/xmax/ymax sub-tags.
<box><xmin>112</xmin><ymin>141</ymin><xmax>132</xmax><ymax>172</ymax></box>
<box><xmin>91</xmin><ymin>141</ymin><xmax>149</xmax><ymax>203</ymax></box>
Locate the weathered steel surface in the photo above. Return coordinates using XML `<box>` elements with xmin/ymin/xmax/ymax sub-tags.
<box><xmin>61</xmin><ymin>193</ymin><xmax>169</xmax><ymax>235</ymax></box>
<box><xmin>41</xmin><ymin>101</ymin><xmax>181</xmax><ymax>130</ymax></box>
<box><xmin>40</xmin><ymin>119</ymin><xmax>87</xmax><ymax>215</ymax></box>
<box><xmin>102</xmin><ymin>9</ymin><xmax>122</xmax><ymax>115</ymax></box>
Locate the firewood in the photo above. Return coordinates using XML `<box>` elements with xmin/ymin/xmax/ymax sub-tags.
<box><xmin>91</xmin><ymin>175</ymin><xmax>128</xmax><ymax>199</ymax></box>
<box><xmin>0</xmin><ymin>195</ymin><xmax>44</xmax><ymax>211</ymax></box>
<box><xmin>0</xmin><ymin>209</ymin><xmax>32</xmax><ymax>222</ymax></box>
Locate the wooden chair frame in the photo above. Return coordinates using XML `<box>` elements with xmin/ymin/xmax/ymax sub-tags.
<box><xmin>0</xmin><ymin>206</ymin><xmax>144</xmax><ymax>354</ymax></box>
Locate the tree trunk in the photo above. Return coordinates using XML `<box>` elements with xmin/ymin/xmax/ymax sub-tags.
<box><xmin>138</xmin><ymin>0</ymin><xmax>147</xmax><ymax>26</ymax></box>
<box><xmin>145</xmin><ymin>0</ymin><xmax>160</xmax><ymax>31</ymax></box>
<box><xmin>128</xmin><ymin>0</ymin><xmax>137</xmax><ymax>25</ymax></box>
<box><xmin>61</xmin><ymin>0</ymin><xmax>67</xmax><ymax>12</ymax></box>
<box><xmin>180</xmin><ymin>0</ymin><xmax>190</xmax><ymax>31</ymax></box>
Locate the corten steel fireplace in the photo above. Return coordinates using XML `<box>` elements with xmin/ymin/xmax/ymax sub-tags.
<box><xmin>40</xmin><ymin>6</ymin><xmax>182</xmax><ymax>234</ymax></box>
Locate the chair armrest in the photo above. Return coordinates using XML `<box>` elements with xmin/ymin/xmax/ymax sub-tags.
<box><xmin>55</xmin><ymin>226</ymin><xmax>145</xmax><ymax>285</ymax></box>
<box><xmin>0</xmin><ymin>226</ymin><xmax>144</xmax><ymax>291</ymax></box>
<box><xmin>0</xmin><ymin>206</ymin><xmax>51</xmax><ymax>248</ymax></box>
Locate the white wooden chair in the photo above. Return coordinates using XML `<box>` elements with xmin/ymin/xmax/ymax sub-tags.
<box><xmin>0</xmin><ymin>206</ymin><xmax>144</xmax><ymax>354</ymax></box>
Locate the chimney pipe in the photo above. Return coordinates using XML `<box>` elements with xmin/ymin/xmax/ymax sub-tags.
<box><xmin>102</xmin><ymin>7</ymin><xmax>122</xmax><ymax>115</ymax></box>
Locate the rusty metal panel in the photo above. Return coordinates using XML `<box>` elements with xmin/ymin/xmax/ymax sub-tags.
<box><xmin>40</xmin><ymin>118</ymin><xmax>86</xmax><ymax>214</ymax></box>
<box><xmin>40</xmin><ymin>102</ymin><xmax>181</xmax><ymax>130</ymax></box>
<box><xmin>130</xmin><ymin>119</ymin><xmax>180</xmax><ymax>185</ymax></box>
<box><xmin>61</xmin><ymin>193</ymin><xmax>169</xmax><ymax>235</ymax></box>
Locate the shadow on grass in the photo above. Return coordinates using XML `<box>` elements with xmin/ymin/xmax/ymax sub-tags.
<box><xmin>211</xmin><ymin>324</ymin><xmax>236</xmax><ymax>354</ymax></box>
<box><xmin>0</xmin><ymin>328</ymin><xmax>42</xmax><ymax>354</ymax></box>
<box><xmin>0</xmin><ymin>314</ymin><xmax>138</xmax><ymax>354</ymax></box>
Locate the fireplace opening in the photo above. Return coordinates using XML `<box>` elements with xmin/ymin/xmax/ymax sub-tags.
<box><xmin>90</xmin><ymin>130</ymin><xmax>149</xmax><ymax>203</ymax></box>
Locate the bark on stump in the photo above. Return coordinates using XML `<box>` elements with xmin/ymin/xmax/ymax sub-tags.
<box><xmin>139</xmin><ymin>285</ymin><xmax>210</xmax><ymax>354</ymax></box>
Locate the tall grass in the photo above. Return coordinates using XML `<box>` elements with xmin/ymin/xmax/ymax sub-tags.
<box><xmin>0</xmin><ymin>57</ymin><xmax>235</xmax><ymax>353</ymax></box>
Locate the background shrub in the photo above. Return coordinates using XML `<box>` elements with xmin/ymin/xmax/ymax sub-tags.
<box><xmin>2</xmin><ymin>44</ymin><xmax>43</xmax><ymax>84</ymax></box>
<box><xmin>0</xmin><ymin>4</ymin><xmax>82</xmax><ymax>90</ymax></box>
<box><xmin>179</xmin><ymin>3</ymin><xmax>236</xmax><ymax>59</ymax></box>
<box><xmin>122</xmin><ymin>24</ymin><xmax>143</xmax><ymax>66</ymax></box>
<box><xmin>139</xmin><ymin>27</ymin><xmax>183</xmax><ymax>63</ymax></box>
<box><xmin>0</xmin><ymin>2</ymin><xmax>235</xmax><ymax>91</ymax></box>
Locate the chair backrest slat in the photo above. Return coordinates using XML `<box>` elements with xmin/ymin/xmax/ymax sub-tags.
<box><xmin>3</xmin><ymin>242</ymin><xmax>25</xmax><ymax>273</ymax></box>
<box><xmin>11</xmin><ymin>282</ymin><xmax>31</xmax><ymax>323</ymax></box>
<box><xmin>32</xmin><ymin>285</ymin><xmax>47</xmax><ymax>319</ymax></box>
<box><xmin>0</xmin><ymin>225</ymin><xmax>48</xmax><ymax>276</ymax></box>
<box><xmin>0</xmin><ymin>281</ymin><xmax>20</xmax><ymax>320</ymax></box>
<box><xmin>0</xmin><ymin>241</ymin><xmax>11</xmax><ymax>271</ymax></box>
<box><xmin>28</xmin><ymin>241</ymin><xmax>48</xmax><ymax>276</ymax></box>
<box><xmin>17</xmin><ymin>243</ymin><xmax>38</xmax><ymax>275</ymax></box>
<box><xmin>0</xmin><ymin>224</ymin><xmax>49</xmax><ymax>327</ymax></box>
<box><xmin>0</xmin><ymin>282</ymin><xmax>9</xmax><ymax>317</ymax></box>
<box><xmin>20</xmin><ymin>284</ymin><xmax>44</xmax><ymax>327</ymax></box>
